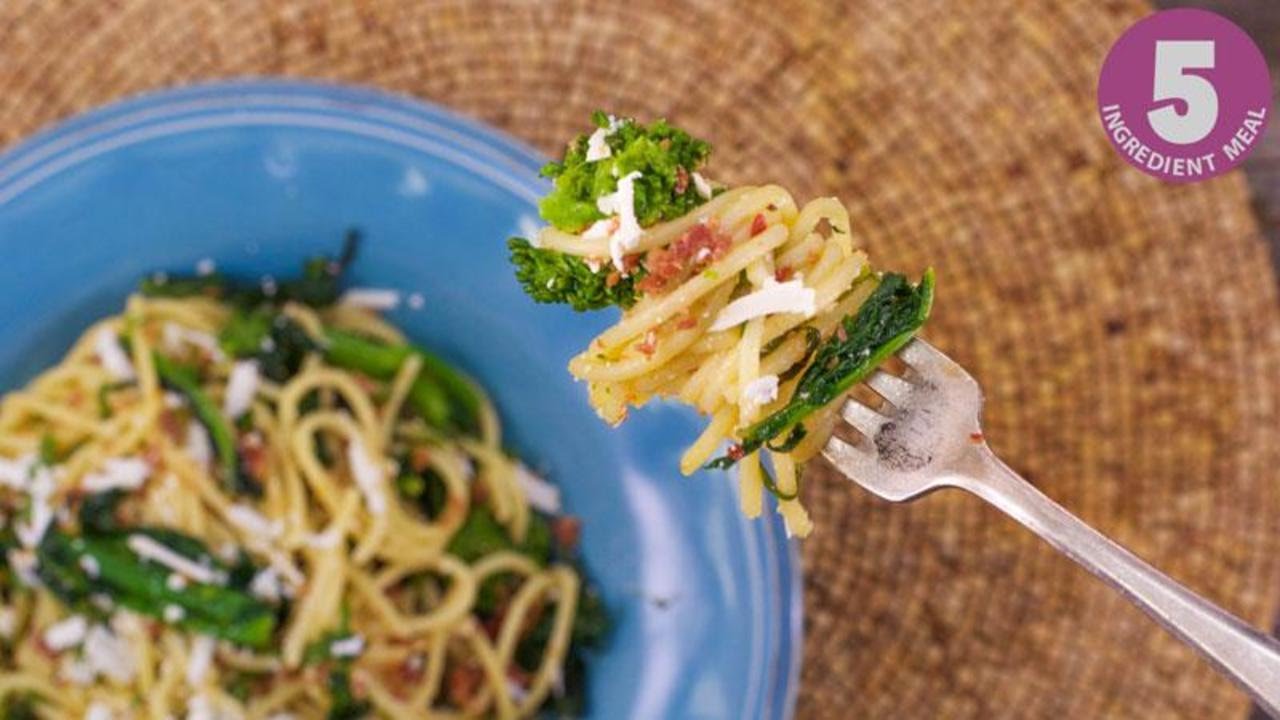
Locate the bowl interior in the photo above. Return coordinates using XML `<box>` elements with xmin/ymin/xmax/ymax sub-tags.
<box><xmin>0</xmin><ymin>81</ymin><xmax>800</xmax><ymax>719</ymax></box>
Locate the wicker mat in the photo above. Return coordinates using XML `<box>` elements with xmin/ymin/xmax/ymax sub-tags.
<box><xmin>3</xmin><ymin>1</ymin><xmax>1280</xmax><ymax>717</ymax></box>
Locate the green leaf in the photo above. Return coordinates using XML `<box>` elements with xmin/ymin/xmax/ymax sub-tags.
<box><xmin>447</xmin><ymin>506</ymin><xmax>550</xmax><ymax>565</ymax></box>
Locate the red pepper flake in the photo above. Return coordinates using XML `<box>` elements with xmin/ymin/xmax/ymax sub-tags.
<box><xmin>552</xmin><ymin>516</ymin><xmax>582</xmax><ymax>551</ymax></box>
<box><xmin>676</xmin><ymin>312</ymin><xmax>698</xmax><ymax>330</ymax></box>
<box><xmin>774</xmin><ymin>266</ymin><xmax>795</xmax><ymax>282</ymax></box>
<box><xmin>605</xmin><ymin>271</ymin><xmax>622</xmax><ymax>289</ymax></box>
<box><xmin>636</xmin><ymin>223</ymin><xmax>732</xmax><ymax>294</ymax></box>
<box><xmin>409</xmin><ymin>447</ymin><xmax>432</xmax><ymax>473</ymax></box>
<box><xmin>750</xmin><ymin>214</ymin><xmax>768</xmax><ymax>236</ymax></box>
<box><xmin>447</xmin><ymin>664</ymin><xmax>485</xmax><ymax>706</ymax></box>
<box><xmin>969</xmin><ymin>432</ymin><xmax>985</xmax><ymax>444</ymax></box>
<box><xmin>239</xmin><ymin>432</ymin><xmax>269</xmax><ymax>481</ymax></box>
<box><xmin>727</xmin><ymin>443</ymin><xmax>745</xmax><ymax>461</ymax></box>
<box><xmin>637</xmin><ymin>330</ymin><xmax>658</xmax><ymax>357</ymax></box>
<box><xmin>674</xmin><ymin>165</ymin><xmax>689</xmax><ymax>194</ymax></box>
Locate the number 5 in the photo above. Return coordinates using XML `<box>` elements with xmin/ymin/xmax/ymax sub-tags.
<box><xmin>1147</xmin><ymin>40</ymin><xmax>1218</xmax><ymax>145</ymax></box>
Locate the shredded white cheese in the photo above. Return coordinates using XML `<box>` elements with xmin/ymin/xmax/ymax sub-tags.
<box><xmin>84</xmin><ymin>702</ymin><xmax>113</xmax><ymax>720</ymax></box>
<box><xmin>249</xmin><ymin>568</ymin><xmax>283</xmax><ymax>602</ymax></box>
<box><xmin>17</xmin><ymin>469</ymin><xmax>56</xmax><ymax>548</ymax></box>
<box><xmin>186</xmin><ymin>635</ymin><xmax>217</xmax><ymax>687</ymax></box>
<box><xmin>581</xmin><ymin>218</ymin><xmax>615</xmax><ymax>242</ymax></box>
<box><xmin>79</xmin><ymin>555</ymin><xmax>101</xmax><ymax>578</ymax></box>
<box><xmin>305</xmin><ymin>528</ymin><xmax>341</xmax><ymax>550</ymax></box>
<box><xmin>7</xmin><ymin>549</ymin><xmax>39</xmax><ymax>587</ymax></box>
<box><xmin>164</xmin><ymin>605</ymin><xmax>186</xmax><ymax>623</ymax></box>
<box><xmin>346</xmin><ymin>438</ymin><xmax>387</xmax><ymax>515</ymax></box>
<box><xmin>164</xmin><ymin>392</ymin><xmax>186</xmax><ymax>409</ymax></box>
<box><xmin>515</xmin><ymin>464</ymin><xmax>561</xmax><ymax>514</ymax></box>
<box><xmin>709</xmin><ymin>278</ymin><xmax>817</xmax><ymax>332</ymax></box>
<box><xmin>163</xmin><ymin>323</ymin><xmax>226</xmax><ymax>362</ymax></box>
<box><xmin>222</xmin><ymin>361</ymin><xmax>261</xmax><ymax>419</ymax></box>
<box><xmin>94</xmin><ymin>328</ymin><xmax>136</xmax><ymax>381</ymax></box>
<box><xmin>329</xmin><ymin>634</ymin><xmax>365</xmax><ymax>658</ymax></box>
<box><xmin>0</xmin><ymin>453</ymin><xmax>36</xmax><ymax>490</ymax></box>
<box><xmin>44</xmin><ymin>615</ymin><xmax>88</xmax><ymax>651</ymax></box>
<box><xmin>126</xmin><ymin>535</ymin><xmax>226</xmax><ymax>585</ymax></box>
<box><xmin>741</xmin><ymin>374</ymin><xmax>780</xmax><ymax>409</ymax></box>
<box><xmin>184</xmin><ymin>420</ymin><xmax>213</xmax><ymax>468</ymax></box>
<box><xmin>61</xmin><ymin>657</ymin><xmax>96</xmax><ymax>686</ymax></box>
<box><xmin>340</xmin><ymin>288</ymin><xmax>402</xmax><ymax>310</ymax></box>
<box><xmin>596</xmin><ymin>171</ymin><xmax>644</xmax><ymax>271</ymax></box>
<box><xmin>692</xmin><ymin>171</ymin><xmax>713</xmax><ymax>199</ymax></box>
<box><xmin>407</xmin><ymin>292</ymin><xmax>425</xmax><ymax>310</ymax></box>
<box><xmin>81</xmin><ymin>456</ymin><xmax>151</xmax><ymax>493</ymax></box>
<box><xmin>195</xmin><ymin>258</ymin><xmax>216</xmax><ymax>276</ymax></box>
<box><xmin>226</xmin><ymin>504</ymin><xmax>282</xmax><ymax>540</ymax></box>
<box><xmin>167</xmin><ymin>573</ymin><xmax>189</xmax><ymax>591</ymax></box>
<box><xmin>584</xmin><ymin>114</ymin><xmax>622</xmax><ymax>162</ymax></box>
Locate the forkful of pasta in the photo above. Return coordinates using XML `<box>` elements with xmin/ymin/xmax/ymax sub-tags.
<box><xmin>509</xmin><ymin>110</ymin><xmax>1280</xmax><ymax>714</ymax></box>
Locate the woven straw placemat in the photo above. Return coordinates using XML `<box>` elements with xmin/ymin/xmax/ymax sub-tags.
<box><xmin>3</xmin><ymin>1</ymin><xmax>1279</xmax><ymax>717</ymax></box>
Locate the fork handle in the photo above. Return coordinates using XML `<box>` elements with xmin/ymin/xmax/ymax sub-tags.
<box><xmin>953</xmin><ymin>447</ymin><xmax>1280</xmax><ymax>716</ymax></box>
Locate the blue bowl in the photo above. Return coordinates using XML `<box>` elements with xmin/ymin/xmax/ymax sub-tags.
<box><xmin>0</xmin><ymin>80</ymin><xmax>801</xmax><ymax>719</ymax></box>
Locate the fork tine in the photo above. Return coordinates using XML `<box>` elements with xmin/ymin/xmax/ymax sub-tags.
<box><xmin>840</xmin><ymin>399</ymin><xmax>888</xmax><ymax>437</ymax></box>
<box><xmin>899</xmin><ymin>338</ymin><xmax>961</xmax><ymax>376</ymax></box>
<box><xmin>865</xmin><ymin>370</ymin><xmax>913</xmax><ymax>404</ymax></box>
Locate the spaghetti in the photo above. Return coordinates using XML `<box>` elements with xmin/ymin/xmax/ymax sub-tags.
<box><xmin>0</xmin><ymin>243</ymin><xmax>605</xmax><ymax>719</ymax></box>
<box><xmin>510</xmin><ymin>113</ymin><xmax>933</xmax><ymax>538</ymax></box>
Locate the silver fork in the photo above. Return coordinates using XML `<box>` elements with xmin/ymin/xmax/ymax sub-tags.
<box><xmin>822</xmin><ymin>337</ymin><xmax>1280</xmax><ymax>715</ymax></box>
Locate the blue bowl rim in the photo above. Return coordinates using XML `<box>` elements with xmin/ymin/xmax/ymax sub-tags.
<box><xmin>0</xmin><ymin>77</ymin><xmax>804</xmax><ymax>718</ymax></box>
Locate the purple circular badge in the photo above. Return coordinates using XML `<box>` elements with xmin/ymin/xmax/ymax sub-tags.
<box><xmin>1097</xmin><ymin>8</ymin><xmax>1272</xmax><ymax>183</ymax></box>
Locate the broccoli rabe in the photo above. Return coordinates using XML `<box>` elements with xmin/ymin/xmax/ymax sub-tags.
<box><xmin>508</xmin><ymin>237</ymin><xmax>644</xmax><ymax>311</ymax></box>
<box><xmin>510</xmin><ymin>111</ymin><xmax>713</xmax><ymax>310</ymax></box>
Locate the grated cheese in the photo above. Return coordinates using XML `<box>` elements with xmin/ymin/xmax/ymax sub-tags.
<box><xmin>163</xmin><ymin>323</ymin><xmax>226</xmax><ymax>362</ymax></box>
<box><xmin>346</xmin><ymin>438</ymin><xmax>387</xmax><ymax>515</ymax></box>
<box><xmin>186</xmin><ymin>635</ymin><xmax>216</xmax><ymax>687</ymax></box>
<box><xmin>222</xmin><ymin>361</ymin><xmax>261</xmax><ymax>418</ymax></box>
<box><xmin>7</xmin><ymin>550</ymin><xmax>39</xmax><ymax>587</ymax></box>
<box><xmin>741</xmin><ymin>374</ymin><xmax>780</xmax><ymax>409</ymax></box>
<box><xmin>709</xmin><ymin>278</ymin><xmax>817</xmax><ymax>332</ymax></box>
<box><xmin>126</xmin><ymin>535</ymin><xmax>226</xmax><ymax>585</ymax></box>
<box><xmin>94</xmin><ymin>328</ymin><xmax>136</xmax><ymax>381</ymax></box>
<box><xmin>515</xmin><ymin>464</ymin><xmax>561</xmax><ymax>514</ymax></box>
<box><xmin>167</xmin><ymin>573</ymin><xmax>189</xmax><ymax>591</ymax></box>
<box><xmin>79</xmin><ymin>555</ymin><xmax>101</xmax><ymax>578</ymax></box>
<box><xmin>0</xmin><ymin>453</ymin><xmax>36</xmax><ymax>490</ymax></box>
<box><xmin>407</xmin><ymin>292</ymin><xmax>425</xmax><ymax>310</ymax></box>
<box><xmin>184</xmin><ymin>420</ymin><xmax>213</xmax><ymax>467</ymax></box>
<box><xmin>81</xmin><ymin>456</ymin><xmax>150</xmax><ymax>493</ymax></box>
<box><xmin>85</xmin><ymin>703</ymin><xmax>113</xmax><ymax>720</ymax></box>
<box><xmin>164</xmin><ymin>605</ymin><xmax>186</xmax><ymax>623</ymax></box>
<box><xmin>340</xmin><ymin>288</ymin><xmax>401</xmax><ymax>311</ymax></box>
<box><xmin>17</xmin><ymin>468</ymin><xmax>56</xmax><ymax>548</ymax></box>
<box><xmin>226</xmin><ymin>503</ymin><xmax>282</xmax><ymax>540</ymax></box>
<box><xmin>249</xmin><ymin>568</ymin><xmax>283</xmax><ymax>602</ymax></box>
<box><xmin>44</xmin><ymin>615</ymin><xmax>88</xmax><ymax>651</ymax></box>
<box><xmin>329</xmin><ymin>634</ymin><xmax>365</xmax><ymax>658</ymax></box>
<box><xmin>195</xmin><ymin>258</ymin><xmax>216</xmax><ymax>276</ymax></box>
<box><xmin>692</xmin><ymin>171</ymin><xmax>713</xmax><ymax>199</ymax></box>
<box><xmin>596</xmin><ymin>171</ymin><xmax>644</xmax><ymax>271</ymax></box>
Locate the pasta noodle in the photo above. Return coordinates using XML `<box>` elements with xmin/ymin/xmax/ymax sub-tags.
<box><xmin>536</xmin><ymin>184</ymin><xmax>874</xmax><ymax>539</ymax></box>
<box><xmin>0</xmin><ymin>285</ymin><xmax>599</xmax><ymax>719</ymax></box>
